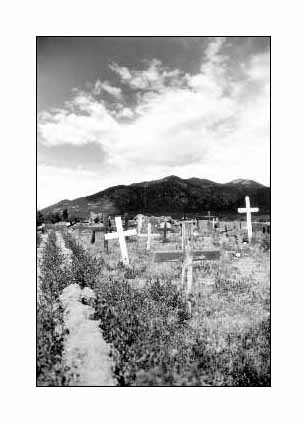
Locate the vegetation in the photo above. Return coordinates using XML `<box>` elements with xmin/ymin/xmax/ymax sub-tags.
<box><xmin>56</xmin><ymin>229</ymin><xmax>270</xmax><ymax>386</ymax></box>
<box><xmin>62</xmin><ymin>208</ymin><xmax>69</xmax><ymax>221</ymax></box>
<box><xmin>36</xmin><ymin>231</ymin><xmax>42</xmax><ymax>248</ymax></box>
<box><xmin>37</xmin><ymin>231</ymin><xmax>72</xmax><ymax>386</ymax></box>
<box><xmin>62</xmin><ymin>232</ymin><xmax>103</xmax><ymax>289</ymax></box>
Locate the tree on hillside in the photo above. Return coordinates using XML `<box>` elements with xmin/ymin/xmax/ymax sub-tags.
<box><xmin>37</xmin><ymin>211</ymin><xmax>44</xmax><ymax>226</ymax></box>
<box><xmin>62</xmin><ymin>208</ymin><xmax>69</xmax><ymax>221</ymax></box>
<box><xmin>45</xmin><ymin>212</ymin><xmax>61</xmax><ymax>223</ymax></box>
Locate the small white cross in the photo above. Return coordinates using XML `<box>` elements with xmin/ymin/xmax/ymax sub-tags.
<box><xmin>137</xmin><ymin>215</ymin><xmax>144</xmax><ymax>235</ymax></box>
<box><xmin>104</xmin><ymin>216</ymin><xmax>137</xmax><ymax>265</ymax></box>
<box><xmin>238</xmin><ymin>196</ymin><xmax>259</xmax><ymax>242</ymax></box>
<box><xmin>137</xmin><ymin>222</ymin><xmax>160</xmax><ymax>251</ymax></box>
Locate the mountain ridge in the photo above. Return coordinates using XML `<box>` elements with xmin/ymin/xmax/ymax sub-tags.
<box><xmin>40</xmin><ymin>175</ymin><xmax>270</xmax><ymax>218</ymax></box>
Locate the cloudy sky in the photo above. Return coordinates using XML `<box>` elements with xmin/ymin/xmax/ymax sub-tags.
<box><xmin>37</xmin><ymin>37</ymin><xmax>270</xmax><ymax>208</ymax></box>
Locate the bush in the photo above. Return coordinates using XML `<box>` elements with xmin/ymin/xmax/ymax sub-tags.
<box><xmin>37</xmin><ymin>231</ymin><xmax>72</xmax><ymax>386</ymax></box>
<box><xmin>54</xmin><ymin>231</ymin><xmax>270</xmax><ymax>387</ymax></box>
<box><xmin>94</xmin><ymin>279</ymin><xmax>197</xmax><ymax>386</ymax></box>
<box><xmin>37</xmin><ymin>231</ymin><xmax>42</xmax><ymax>248</ymax></box>
<box><xmin>62</xmin><ymin>233</ymin><xmax>103</xmax><ymax>289</ymax></box>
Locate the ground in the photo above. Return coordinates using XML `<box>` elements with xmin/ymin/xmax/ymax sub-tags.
<box><xmin>37</xmin><ymin>222</ymin><xmax>270</xmax><ymax>386</ymax></box>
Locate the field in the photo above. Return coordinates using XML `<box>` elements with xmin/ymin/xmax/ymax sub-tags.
<box><xmin>37</xmin><ymin>221</ymin><xmax>270</xmax><ymax>386</ymax></box>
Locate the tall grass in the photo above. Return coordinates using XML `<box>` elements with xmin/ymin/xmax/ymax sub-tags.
<box><xmin>62</xmin><ymin>232</ymin><xmax>103</xmax><ymax>289</ymax></box>
<box><xmin>38</xmin><ymin>230</ymin><xmax>270</xmax><ymax>386</ymax></box>
<box><xmin>37</xmin><ymin>231</ymin><xmax>72</xmax><ymax>386</ymax></box>
<box><xmin>94</xmin><ymin>278</ymin><xmax>270</xmax><ymax>386</ymax></box>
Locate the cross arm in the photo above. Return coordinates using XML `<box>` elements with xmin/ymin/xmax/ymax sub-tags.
<box><xmin>125</xmin><ymin>229</ymin><xmax>137</xmax><ymax>237</ymax></box>
<box><xmin>104</xmin><ymin>232</ymin><xmax>119</xmax><ymax>240</ymax></box>
<box><xmin>89</xmin><ymin>226</ymin><xmax>105</xmax><ymax>232</ymax></box>
<box><xmin>138</xmin><ymin>233</ymin><xmax>160</xmax><ymax>238</ymax></box>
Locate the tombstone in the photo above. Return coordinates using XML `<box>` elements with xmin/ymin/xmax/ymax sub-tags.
<box><xmin>238</xmin><ymin>196</ymin><xmax>259</xmax><ymax>242</ymax></box>
<box><xmin>104</xmin><ymin>216</ymin><xmax>137</xmax><ymax>265</ymax></box>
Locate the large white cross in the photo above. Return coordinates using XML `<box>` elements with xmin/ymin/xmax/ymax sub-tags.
<box><xmin>104</xmin><ymin>216</ymin><xmax>137</xmax><ymax>265</ymax></box>
<box><xmin>238</xmin><ymin>196</ymin><xmax>259</xmax><ymax>242</ymax></box>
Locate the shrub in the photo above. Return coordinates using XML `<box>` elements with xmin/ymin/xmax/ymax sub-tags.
<box><xmin>62</xmin><ymin>232</ymin><xmax>103</xmax><ymax>289</ymax></box>
<box><xmin>37</xmin><ymin>231</ymin><xmax>72</xmax><ymax>386</ymax></box>
<box><xmin>37</xmin><ymin>231</ymin><xmax>42</xmax><ymax>248</ymax></box>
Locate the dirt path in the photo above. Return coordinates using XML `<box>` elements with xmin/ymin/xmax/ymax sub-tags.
<box><xmin>59</xmin><ymin>284</ymin><xmax>116</xmax><ymax>386</ymax></box>
<box><xmin>56</xmin><ymin>231</ymin><xmax>72</xmax><ymax>265</ymax></box>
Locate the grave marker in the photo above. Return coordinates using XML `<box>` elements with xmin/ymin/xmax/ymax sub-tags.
<box><xmin>158</xmin><ymin>222</ymin><xmax>173</xmax><ymax>243</ymax></box>
<box><xmin>153</xmin><ymin>243</ymin><xmax>220</xmax><ymax>294</ymax></box>
<box><xmin>238</xmin><ymin>196</ymin><xmax>259</xmax><ymax>242</ymax></box>
<box><xmin>104</xmin><ymin>216</ymin><xmax>137</xmax><ymax>265</ymax></box>
<box><xmin>136</xmin><ymin>214</ymin><xmax>144</xmax><ymax>235</ymax></box>
<box><xmin>137</xmin><ymin>222</ymin><xmax>160</xmax><ymax>251</ymax></box>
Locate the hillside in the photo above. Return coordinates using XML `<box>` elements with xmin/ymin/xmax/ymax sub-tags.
<box><xmin>40</xmin><ymin>175</ymin><xmax>270</xmax><ymax>219</ymax></box>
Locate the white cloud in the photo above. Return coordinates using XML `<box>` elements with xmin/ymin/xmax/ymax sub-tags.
<box><xmin>110</xmin><ymin>59</ymin><xmax>184</xmax><ymax>91</ymax></box>
<box><xmin>92</xmin><ymin>79</ymin><xmax>123</xmax><ymax>99</ymax></box>
<box><xmin>38</xmin><ymin>93</ymin><xmax>120</xmax><ymax>147</ymax></box>
<box><xmin>38</xmin><ymin>38</ymin><xmax>270</xmax><ymax>206</ymax></box>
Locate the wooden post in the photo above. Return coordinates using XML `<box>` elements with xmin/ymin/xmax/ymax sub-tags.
<box><xmin>146</xmin><ymin>222</ymin><xmax>151</xmax><ymax>251</ymax></box>
<box><xmin>124</xmin><ymin>213</ymin><xmax>129</xmax><ymax>230</ymax></box>
<box><xmin>182</xmin><ymin>244</ymin><xmax>193</xmax><ymax>294</ymax></box>
<box><xmin>181</xmin><ymin>222</ymin><xmax>185</xmax><ymax>251</ymax></box>
<box><xmin>104</xmin><ymin>237</ymin><xmax>109</xmax><ymax>253</ymax></box>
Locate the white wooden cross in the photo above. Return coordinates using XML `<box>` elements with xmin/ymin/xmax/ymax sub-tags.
<box><xmin>238</xmin><ymin>196</ymin><xmax>259</xmax><ymax>242</ymax></box>
<box><xmin>137</xmin><ymin>222</ymin><xmax>160</xmax><ymax>251</ymax></box>
<box><xmin>136</xmin><ymin>214</ymin><xmax>144</xmax><ymax>235</ymax></box>
<box><xmin>153</xmin><ymin>244</ymin><xmax>220</xmax><ymax>294</ymax></box>
<box><xmin>104</xmin><ymin>216</ymin><xmax>137</xmax><ymax>265</ymax></box>
<box><xmin>181</xmin><ymin>220</ymin><xmax>198</xmax><ymax>249</ymax></box>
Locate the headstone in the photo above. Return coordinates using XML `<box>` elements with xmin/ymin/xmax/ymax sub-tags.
<box><xmin>238</xmin><ymin>196</ymin><xmax>259</xmax><ymax>242</ymax></box>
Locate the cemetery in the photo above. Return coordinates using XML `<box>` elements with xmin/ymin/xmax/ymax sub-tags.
<box><xmin>37</xmin><ymin>196</ymin><xmax>270</xmax><ymax>387</ymax></box>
